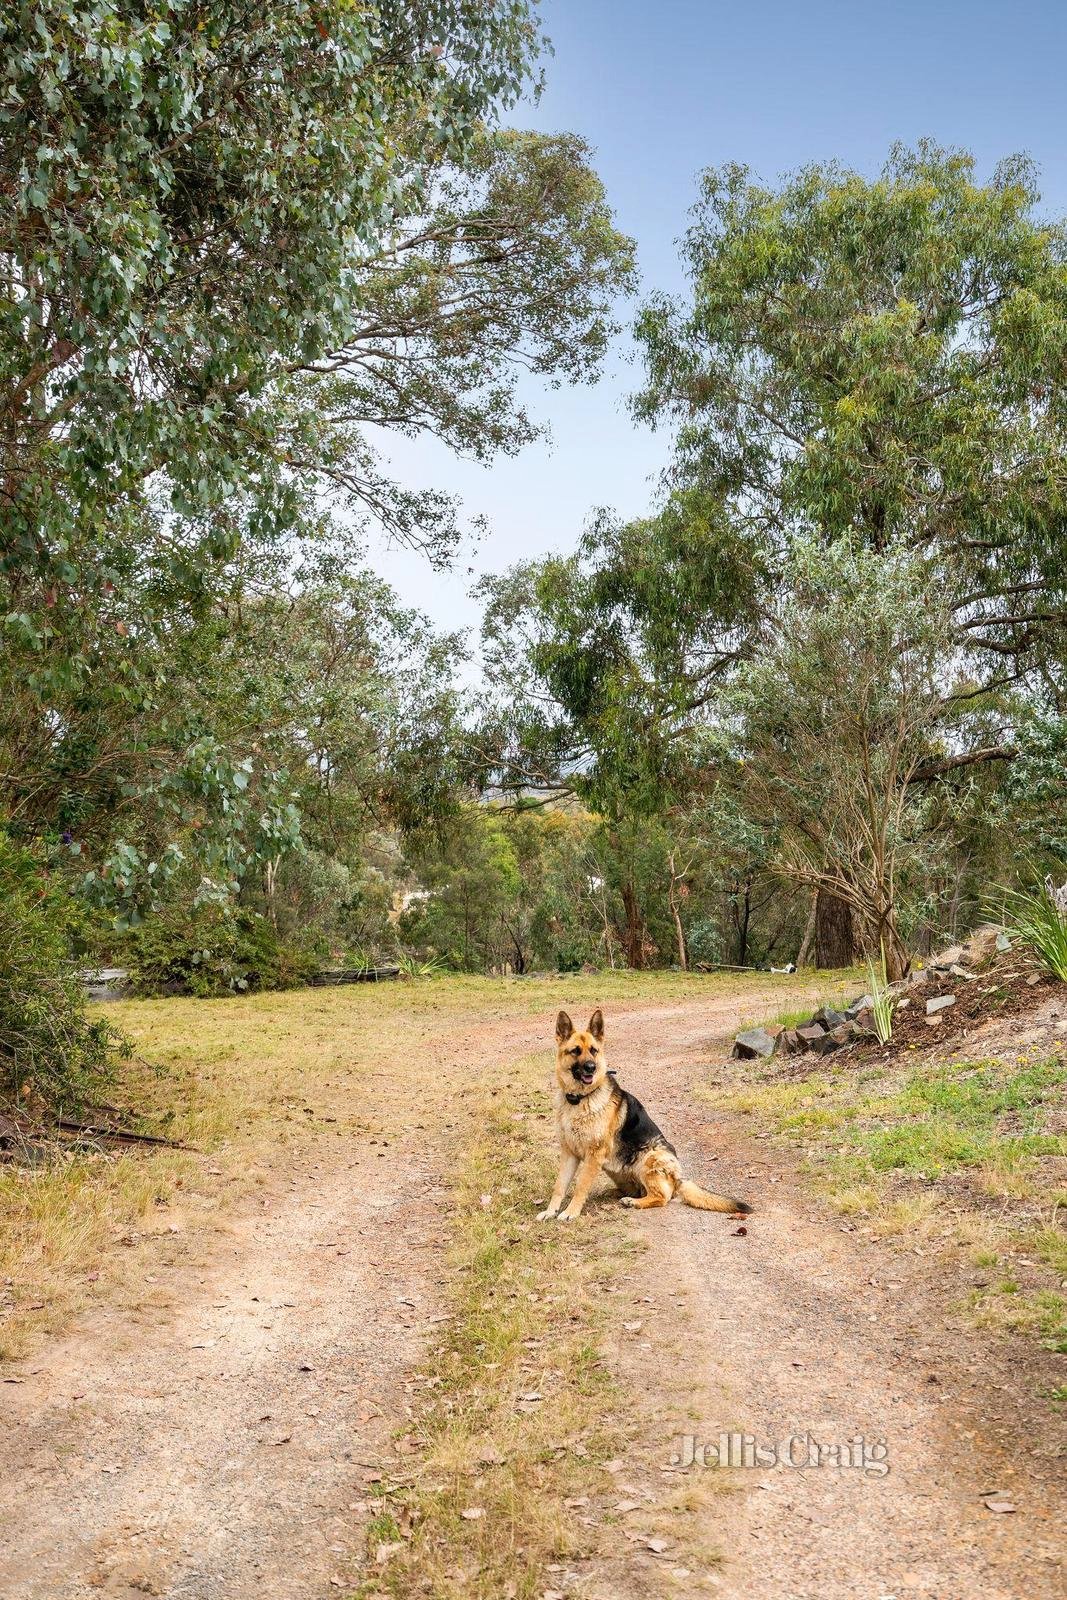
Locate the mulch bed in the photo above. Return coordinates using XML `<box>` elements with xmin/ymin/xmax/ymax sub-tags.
<box><xmin>857</xmin><ymin>960</ymin><xmax>1064</xmax><ymax>1065</ymax></box>
<box><xmin>752</xmin><ymin>956</ymin><xmax>1065</xmax><ymax>1081</ymax></box>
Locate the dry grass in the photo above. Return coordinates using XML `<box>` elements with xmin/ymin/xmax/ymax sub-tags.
<box><xmin>351</xmin><ymin>1078</ymin><xmax>632</xmax><ymax>1598</ymax></box>
<box><xmin>347</xmin><ymin>1051</ymin><xmax>723</xmax><ymax>1599</ymax></box>
<box><xmin>968</xmin><ymin>1282</ymin><xmax>1066</xmax><ymax>1342</ymax></box>
<box><xmin>1</xmin><ymin>970</ymin><xmax>797</xmax><ymax>1363</ymax></box>
<box><xmin>0</xmin><ymin>1146</ymin><xmax>196</xmax><ymax>1357</ymax></box>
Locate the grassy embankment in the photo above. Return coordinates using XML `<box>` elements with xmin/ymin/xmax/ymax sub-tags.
<box><xmin>708</xmin><ymin>1045</ymin><xmax>1067</xmax><ymax>1356</ymax></box>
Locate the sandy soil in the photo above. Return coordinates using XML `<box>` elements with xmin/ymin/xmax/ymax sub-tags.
<box><xmin>599</xmin><ymin>1004</ymin><xmax>1066</xmax><ymax>1600</ymax></box>
<box><xmin>1</xmin><ymin>988</ymin><xmax>1063</xmax><ymax>1599</ymax></box>
<box><xmin>0</xmin><ymin>1009</ymin><xmax>557</xmax><ymax>1600</ymax></box>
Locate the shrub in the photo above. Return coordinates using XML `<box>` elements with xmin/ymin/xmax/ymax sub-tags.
<box><xmin>685</xmin><ymin>918</ymin><xmax>723</xmax><ymax>967</ymax></box>
<box><xmin>0</xmin><ymin>837</ymin><xmax>124</xmax><ymax>1110</ymax></box>
<box><xmin>125</xmin><ymin>906</ymin><xmax>315</xmax><ymax>997</ymax></box>
<box><xmin>394</xmin><ymin>950</ymin><xmax>447</xmax><ymax>979</ymax></box>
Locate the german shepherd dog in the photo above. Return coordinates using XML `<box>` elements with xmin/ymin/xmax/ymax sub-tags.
<box><xmin>539</xmin><ymin>1009</ymin><xmax>753</xmax><ymax>1223</ymax></box>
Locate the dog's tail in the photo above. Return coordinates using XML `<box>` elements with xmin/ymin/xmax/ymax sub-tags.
<box><xmin>677</xmin><ymin>1178</ymin><xmax>752</xmax><ymax>1215</ymax></box>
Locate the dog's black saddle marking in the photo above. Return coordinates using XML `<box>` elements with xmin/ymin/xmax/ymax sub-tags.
<box><xmin>612</xmin><ymin>1084</ymin><xmax>675</xmax><ymax>1168</ymax></box>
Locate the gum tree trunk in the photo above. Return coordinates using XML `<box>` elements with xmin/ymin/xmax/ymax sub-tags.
<box><xmin>814</xmin><ymin>889</ymin><xmax>855</xmax><ymax>968</ymax></box>
<box><xmin>620</xmin><ymin>879</ymin><xmax>646</xmax><ymax>970</ymax></box>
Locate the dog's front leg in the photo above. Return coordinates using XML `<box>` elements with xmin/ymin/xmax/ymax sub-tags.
<box><xmin>557</xmin><ymin>1154</ymin><xmax>602</xmax><ymax>1221</ymax></box>
<box><xmin>538</xmin><ymin>1153</ymin><xmax>578</xmax><ymax>1221</ymax></box>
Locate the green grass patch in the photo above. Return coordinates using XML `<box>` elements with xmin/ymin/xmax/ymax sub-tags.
<box><xmin>710</xmin><ymin>1050</ymin><xmax>1067</xmax><ymax>1353</ymax></box>
<box><xmin>738</xmin><ymin>974</ymin><xmax>864</xmax><ymax>1034</ymax></box>
<box><xmin>718</xmin><ymin>1055</ymin><xmax>1067</xmax><ymax>1184</ymax></box>
<box><xmin>969</xmin><ymin>1282</ymin><xmax>1067</xmax><ymax>1344</ymax></box>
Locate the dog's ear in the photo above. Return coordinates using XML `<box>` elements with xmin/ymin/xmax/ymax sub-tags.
<box><xmin>555</xmin><ymin>1010</ymin><xmax>574</xmax><ymax>1043</ymax></box>
<box><xmin>588</xmin><ymin>1008</ymin><xmax>604</xmax><ymax>1040</ymax></box>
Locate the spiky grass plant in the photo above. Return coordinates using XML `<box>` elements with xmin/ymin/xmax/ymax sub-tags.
<box><xmin>995</xmin><ymin>878</ymin><xmax>1067</xmax><ymax>982</ymax></box>
<box><xmin>394</xmin><ymin>949</ymin><xmax>447</xmax><ymax>979</ymax></box>
<box><xmin>866</xmin><ymin>950</ymin><xmax>895</xmax><ymax>1043</ymax></box>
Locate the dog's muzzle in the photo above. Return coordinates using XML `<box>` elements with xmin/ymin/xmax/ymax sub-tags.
<box><xmin>571</xmin><ymin>1061</ymin><xmax>596</xmax><ymax>1085</ymax></box>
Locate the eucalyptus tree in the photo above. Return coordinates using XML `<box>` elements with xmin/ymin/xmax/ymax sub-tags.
<box><xmin>635</xmin><ymin>141</ymin><xmax>1067</xmax><ymax>708</ymax></box>
<box><xmin>478</xmin><ymin>487</ymin><xmax>767</xmax><ymax>965</ymax></box>
<box><xmin>729</xmin><ymin>538</ymin><xmax>956</xmax><ymax>981</ymax></box>
<box><xmin>1</xmin><ymin>0</ymin><xmax>635</xmax><ymax>927</ymax></box>
<box><xmin>482</xmin><ymin>145</ymin><xmax>1067</xmax><ymax>967</ymax></box>
<box><xmin>2</xmin><ymin>2</ymin><xmax>633</xmax><ymax>593</ymax></box>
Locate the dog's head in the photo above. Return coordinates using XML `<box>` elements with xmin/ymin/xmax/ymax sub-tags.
<box><xmin>555</xmin><ymin>1008</ymin><xmax>607</xmax><ymax>1094</ymax></box>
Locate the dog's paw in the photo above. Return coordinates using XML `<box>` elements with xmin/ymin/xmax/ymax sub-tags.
<box><xmin>557</xmin><ymin>1210</ymin><xmax>578</xmax><ymax>1223</ymax></box>
<box><xmin>619</xmin><ymin>1196</ymin><xmax>637</xmax><ymax>1208</ymax></box>
<box><xmin>536</xmin><ymin>1208</ymin><xmax>557</xmax><ymax>1222</ymax></box>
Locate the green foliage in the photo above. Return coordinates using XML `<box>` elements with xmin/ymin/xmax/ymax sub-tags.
<box><xmin>636</xmin><ymin>143</ymin><xmax>1067</xmax><ymax>680</ymax></box>
<box><xmin>475</xmin><ymin>141</ymin><xmax>1067</xmax><ymax>973</ymax></box>
<box><xmin>394</xmin><ymin>951</ymin><xmax>447</xmax><ymax>980</ymax></box>
<box><xmin>480</xmin><ymin>489</ymin><xmax>760</xmax><ymax>817</ymax></box>
<box><xmin>0</xmin><ymin>837</ymin><xmax>125</xmax><ymax>1108</ymax></box>
<box><xmin>866</xmin><ymin>956</ymin><xmax>895</xmax><ymax>1044</ymax></box>
<box><xmin>730</xmin><ymin>538</ymin><xmax>957</xmax><ymax>978</ymax></box>
<box><xmin>1004</xmin><ymin>718</ymin><xmax>1067</xmax><ymax>857</ymax></box>
<box><xmin>124</xmin><ymin>907</ymin><xmax>314</xmax><ymax>998</ymax></box>
<box><xmin>993</xmin><ymin>877</ymin><xmax>1067</xmax><ymax>982</ymax></box>
<box><xmin>682</xmin><ymin>918</ymin><xmax>724</xmax><ymax>968</ymax></box>
<box><xmin>0</xmin><ymin>0</ymin><xmax>634</xmax><ymax>1034</ymax></box>
<box><xmin>2</xmin><ymin>1</ymin><xmax>548</xmax><ymax>562</ymax></box>
<box><xmin>400</xmin><ymin>805</ymin><xmax>524</xmax><ymax>971</ymax></box>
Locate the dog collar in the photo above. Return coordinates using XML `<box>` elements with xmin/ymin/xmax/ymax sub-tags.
<box><xmin>565</xmin><ymin>1070</ymin><xmax>616</xmax><ymax>1106</ymax></box>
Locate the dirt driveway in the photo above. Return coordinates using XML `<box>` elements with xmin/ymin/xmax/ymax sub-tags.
<box><xmin>1</xmin><ymin>984</ymin><xmax>1063</xmax><ymax>1599</ymax></box>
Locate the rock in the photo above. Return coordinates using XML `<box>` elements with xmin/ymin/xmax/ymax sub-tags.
<box><xmin>1026</xmin><ymin>972</ymin><xmax>1045</xmax><ymax>987</ymax></box>
<box><xmin>853</xmin><ymin>1008</ymin><xmax>876</xmax><ymax>1034</ymax></box>
<box><xmin>845</xmin><ymin>995</ymin><xmax>874</xmax><ymax>1019</ymax></box>
<box><xmin>778</xmin><ymin>1028</ymin><xmax>802</xmax><ymax>1055</ymax></box>
<box><xmin>904</xmin><ymin>968</ymin><xmax>929</xmax><ymax>990</ymax></box>
<box><xmin>79</xmin><ymin>966</ymin><xmax>131</xmax><ymax>1002</ymax></box>
<box><xmin>810</xmin><ymin>1025</ymin><xmax>849</xmax><ymax>1054</ymax></box>
<box><xmin>896</xmin><ymin>997</ymin><xmax>911</xmax><ymax>1012</ymax></box>
<box><xmin>996</xmin><ymin>930</ymin><xmax>1011</xmax><ymax>953</ymax></box>
<box><xmin>928</xmin><ymin>942</ymin><xmax>965</xmax><ymax>971</ymax></box>
<box><xmin>732</xmin><ymin>1027</ymin><xmax>778</xmax><ymax>1059</ymax></box>
<box><xmin>949</xmin><ymin>965</ymin><xmax>977</xmax><ymax>981</ymax></box>
<box><xmin>926</xmin><ymin>994</ymin><xmax>956</xmax><ymax>1015</ymax></box>
<box><xmin>811</xmin><ymin>1007</ymin><xmax>847</xmax><ymax>1029</ymax></box>
<box><xmin>963</xmin><ymin>924</ymin><xmax>1002</xmax><ymax>970</ymax></box>
<box><xmin>795</xmin><ymin>1023</ymin><xmax>827</xmax><ymax>1048</ymax></box>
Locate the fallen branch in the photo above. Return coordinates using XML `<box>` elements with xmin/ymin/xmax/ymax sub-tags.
<box><xmin>55</xmin><ymin>1118</ymin><xmax>195</xmax><ymax>1151</ymax></box>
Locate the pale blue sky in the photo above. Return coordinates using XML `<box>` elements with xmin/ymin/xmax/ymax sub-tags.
<box><xmin>372</xmin><ymin>0</ymin><xmax>1067</xmax><ymax>637</ymax></box>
